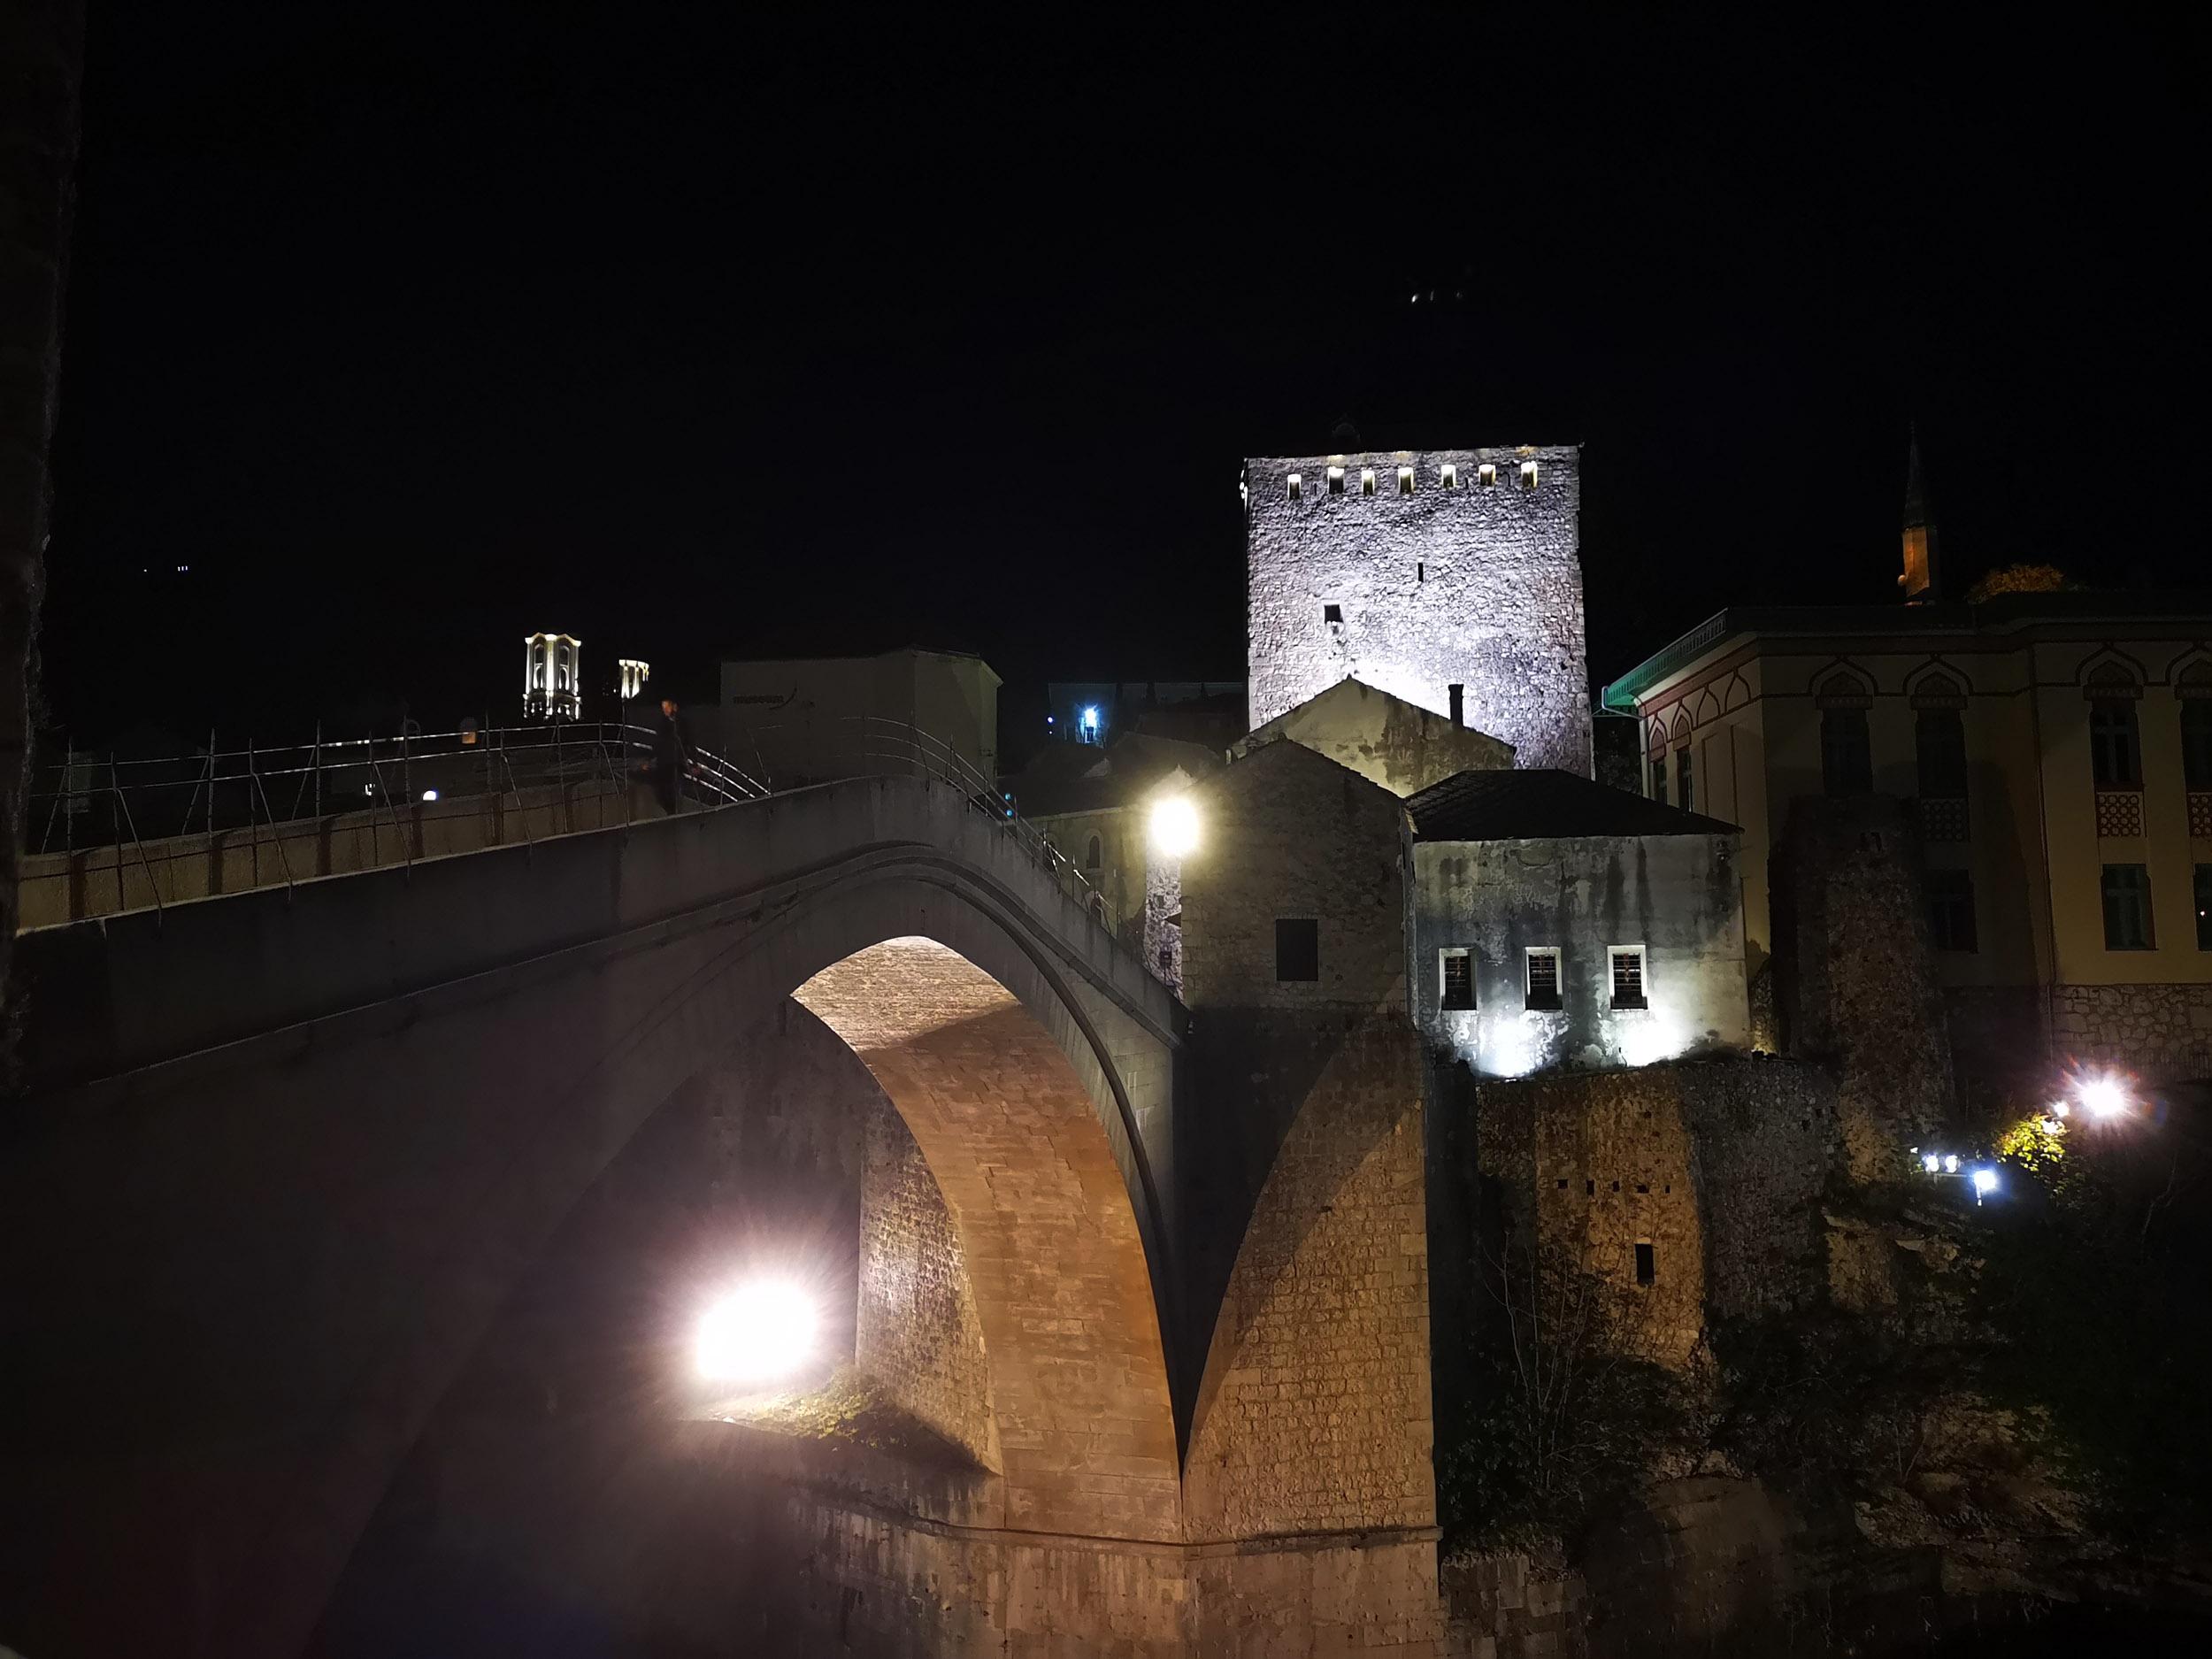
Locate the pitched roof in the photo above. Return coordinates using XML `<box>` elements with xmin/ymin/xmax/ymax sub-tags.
<box><xmin>1406</xmin><ymin>768</ymin><xmax>1738</xmax><ymax>842</ymax></box>
<box><xmin>1011</xmin><ymin>732</ymin><xmax>1222</xmax><ymax>818</ymax></box>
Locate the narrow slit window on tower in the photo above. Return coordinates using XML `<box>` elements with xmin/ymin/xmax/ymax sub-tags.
<box><xmin>1327</xmin><ymin>465</ymin><xmax>1346</xmax><ymax>495</ymax></box>
<box><xmin>1360</xmin><ymin>468</ymin><xmax>1377</xmax><ymax>496</ymax></box>
<box><xmin>1275</xmin><ymin>918</ymin><xmax>1320</xmax><ymax>981</ymax></box>
<box><xmin>1417</xmin><ymin>562</ymin><xmax>1425</xmax><ymax>583</ymax></box>
<box><xmin>1519</xmin><ymin>458</ymin><xmax>1539</xmax><ymax>489</ymax></box>
<box><xmin>1440</xmin><ymin>948</ymin><xmax>1475</xmax><ymax>1010</ymax></box>
<box><xmin>1323</xmin><ymin>603</ymin><xmax>1343</xmax><ymax>626</ymax></box>
<box><xmin>1287</xmin><ymin>472</ymin><xmax>1302</xmax><ymax>501</ymax></box>
<box><xmin>1398</xmin><ymin>465</ymin><xmax>1415</xmax><ymax>495</ymax></box>
<box><xmin>1525</xmin><ymin>948</ymin><xmax>1563</xmax><ymax>1010</ymax></box>
<box><xmin>1478</xmin><ymin>463</ymin><xmax>1497</xmax><ymax>488</ymax></box>
<box><xmin>1635</xmin><ymin>1242</ymin><xmax>1656</xmax><ymax>1286</ymax></box>
<box><xmin>1440</xmin><ymin>462</ymin><xmax>1458</xmax><ymax>488</ymax></box>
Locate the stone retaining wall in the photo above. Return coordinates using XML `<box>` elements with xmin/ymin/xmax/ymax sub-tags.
<box><xmin>2050</xmin><ymin>981</ymin><xmax>2212</xmax><ymax>1084</ymax></box>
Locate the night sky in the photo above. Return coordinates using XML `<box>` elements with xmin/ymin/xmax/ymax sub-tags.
<box><xmin>41</xmin><ymin>6</ymin><xmax>2205</xmax><ymax>756</ymax></box>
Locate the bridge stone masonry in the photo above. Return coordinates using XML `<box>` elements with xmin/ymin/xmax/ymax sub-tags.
<box><xmin>0</xmin><ymin>770</ymin><xmax>1445</xmax><ymax>1656</ymax></box>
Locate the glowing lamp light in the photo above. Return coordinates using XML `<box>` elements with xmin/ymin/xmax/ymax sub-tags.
<box><xmin>1079</xmin><ymin>704</ymin><xmax>1102</xmax><ymax>734</ymax></box>
<box><xmin>2050</xmin><ymin>1099</ymin><xmax>2070</xmax><ymax>1120</ymax></box>
<box><xmin>1921</xmin><ymin>1153</ymin><xmax>1941</xmax><ymax>1174</ymax></box>
<box><xmin>1972</xmin><ymin>1167</ymin><xmax>1999</xmax><ymax>1201</ymax></box>
<box><xmin>1943</xmin><ymin>1154</ymin><xmax>1961</xmax><ymax>1174</ymax></box>
<box><xmin>695</xmin><ymin>1279</ymin><xmax>818</xmax><ymax>1386</ymax></box>
<box><xmin>2077</xmin><ymin>1076</ymin><xmax>2129</xmax><ymax>1119</ymax></box>
<box><xmin>1149</xmin><ymin>795</ymin><xmax>1200</xmax><ymax>858</ymax></box>
<box><xmin>421</xmin><ymin>788</ymin><xmax>439</xmax><ymax>803</ymax></box>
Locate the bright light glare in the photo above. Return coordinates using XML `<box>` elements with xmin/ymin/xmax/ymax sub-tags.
<box><xmin>1943</xmin><ymin>1154</ymin><xmax>1960</xmax><ymax>1174</ymax></box>
<box><xmin>695</xmin><ymin>1279</ymin><xmax>818</xmax><ymax>1386</ymax></box>
<box><xmin>1921</xmin><ymin>1153</ymin><xmax>1941</xmax><ymax>1174</ymax></box>
<box><xmin>421</xmin><ymin>788</ymin><xmax>439</xmax><ymax>802</ymax></box>
<box><xmin>1972</xmin><ymin>1167</ymin><xmax>1999</xmax><ymax>1197</ymax></box>
<box><xmin>2078</xmin><ymin>1077</ymin><xmax>2128</xmax><ymax>1119</ymax></box>
<box><xmin>1079</xmin><ymin>704</ymin><xmax>1101</xmax><ymax>731</ymax></box>
<box><xmin>2050</xmin><ymin>1100</ymin><xmax>2070</xmax><ymax>1120</ymax></box>
<box><xmin>1149</xmin><ymin>795</ymin><xmax>1200</xmax><ymax>858</ymax></box>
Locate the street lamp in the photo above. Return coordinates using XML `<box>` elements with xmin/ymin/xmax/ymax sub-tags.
<box><xmin>2077</xmin><ymin>1076</ymin><xmax>2130</xmax><ymax>1120</ymax></box>
<box><xmin>695</xmin><ymin>1279</ymin><xmax>819</xmax><ymax>1387</ymax></box>
<box><xmin>1149</xmin><ymin>795</ymin><xmax>1200</xmax><ymax>857</ymax></box>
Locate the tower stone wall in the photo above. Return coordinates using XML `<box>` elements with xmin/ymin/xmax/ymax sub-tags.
<box><xmin>1245</xmin><ymin>445</ymin><xmax>1593</xmax><ymax>775</ymax></box>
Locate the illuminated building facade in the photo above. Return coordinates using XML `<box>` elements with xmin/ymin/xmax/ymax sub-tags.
<box><xmin>524</xmin><ymin>632</ymin><xmax>582</xmax><ymax>721</ymax></box>
<box><xmin>1605</xmin><ymin>466</ymin><xmax>2212</xmax><ymax>1088</ymax></box>
<box><xmin>1406</xmin><ymin>769</ymin><xmax>1750</xmax><ymax>1078</ymax></box>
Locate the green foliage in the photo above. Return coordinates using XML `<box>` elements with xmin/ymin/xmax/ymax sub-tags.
<box><xmin>1438</xmin><ymin>1241</ymin><xmax>1700</xmax><ymax>1552</ymax></box>
<box><xmin>1970</xmin><ymin>1168</ymin><xmax>2212</xmax><ymax>1535</ymax></box>
<box><xmin>1964</xmin><ymin>564</ymin><xmax>2079</xmax><ymax>603</ymax></box>
<box><xmin>1709</xmin><ymin>1308</ymin><xmax>1937</xmax><ymax>1489</ymax></box>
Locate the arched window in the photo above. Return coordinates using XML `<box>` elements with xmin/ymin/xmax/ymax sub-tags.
<box><xmin>1085</xmin><ymin>833</ymin><xmax>1102</xmax><ymax>872</ymax></box>
<box><xmin>1816</xmin><ymin>675</ymin><xmax>1873</xmax><ymax>797</ymax></box>
<box><xmin>2178</xmin><ymin>663</ymin><xmax>2212</xmax><ymax>793</ymax></box>
<box><xmin>1670</xmin><ymin>713</ymin><xmax>1694</xmax><ymax>812</ymax></box>
<box><xmin>1912</xmin><ymin>674</ymin><xmax>1969</xmax><ymax>803</ymax></box>
<box><xmin>2085</xmin><ymin>664</ymin><xmax>2142</xmax><ymax>789</ymax></box>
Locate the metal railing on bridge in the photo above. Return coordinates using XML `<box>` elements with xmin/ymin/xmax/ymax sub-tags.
<box><xmin>18</xmin><ymin>716</ymin><xmax>1117</xmax><ymax>937</ymax></box>
<box><xmin>717</xmin><ymin>713</ymin><xmax>1119</xmax><ymax>926</ymax></box>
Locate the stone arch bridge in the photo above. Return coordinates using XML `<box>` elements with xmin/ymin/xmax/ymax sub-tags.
<box><xmin>0</xmin><ymin>774</ymin><xmax>1439</xmax><ymax>1657</ymax></box>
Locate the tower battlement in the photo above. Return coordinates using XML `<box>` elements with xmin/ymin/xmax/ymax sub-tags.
<box><xmin>1244</xmin><ymin>443</ymin><xmax>1593</xmax><ymax>775</ymax></box>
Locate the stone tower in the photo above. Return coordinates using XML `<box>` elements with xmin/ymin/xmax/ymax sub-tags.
<box><xmin>1244</xmin><ymin>444</ymin><xmax>1593</xmax><ymax>775</ymax></box>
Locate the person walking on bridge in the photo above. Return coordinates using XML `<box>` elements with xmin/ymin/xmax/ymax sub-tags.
<box><xmin>647</xmin><ymin>695</ymin><xmax>689</xmax><ymax>815</ymax></box>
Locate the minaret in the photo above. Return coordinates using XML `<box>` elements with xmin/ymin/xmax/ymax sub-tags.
<box><xmin>1899</xmin><ymin>426</ymin><xmax>1940</xmax><ymax>603</ymax></box>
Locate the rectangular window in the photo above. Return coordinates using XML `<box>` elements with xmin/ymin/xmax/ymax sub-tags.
<box><xmin>1926</xmin><ymin>868</ymin><xmax>1978</xmax><ymax>952</ymax></box>
<box><xmin>1674</xmin><ymin>745</ymin><xmax>1694</xmax><ymax>813</ymax></box>
<box><xmin>1440</xmin><ymin>462</ymin><xmax>1458</xmax><ymax>488</ymax></box>
<box><xmin>1519</xmin><ymin>459</ymin><xmax>1539</xmax><ymax>489</ymax></box>
<box><xmin>1609</xmin><ymin>947</ymin><xmax>1647</xmax><ymax>1010</ymax></box>
<box><xmin>2195</xmin><ymin>864</ymin><xmax>2212</xmax><ymax>951</ymax></box>
<box><xmin>1634</xmin><ymin>1242</ymin><xmax>1655</xmax><ymax>1286</ymax></box>
<box><xmin>1360</xmin><ymin>468</ymin><xmax>1377</xmax><ymax>496</ymax></box>
<box><xmin>1440</xmin><ymin>948</ymin><xmax>1475</xmax><ymax>1010</ymax></box>
<box><xmin>2090</xmin><ymin>698</ymin><xmax>2142</xmax><ymax>788</ymax></box>
<box><xmin>1276</xmin><ymin>918</ymin><xmax>1320</xmax><ymax>981</ymax></box>
<box><xmin>1286</xmin><ymin>472</ymin><xmax>1302</xmax><ymax>500</ymax></box>
<box><xmin>1648</xmin><ymin>755</ymin><xmax>1668</xmax><ymax>806</ymax></box>
<box><xmin>1323</xmin><ymin>603</ymin><xmax>1342</xmax><ymax>626</ymax></box>
<box><xmin>1478</xmin><ymin>463</ymin><xmax>1497</xmax><ymax>488</ymax></box>
<box><xmin>2101</xmin><ymin>864</ymin><xmax>2154</xmax><ymax>950</ymax></box>
<box><xmin>1525</xmin><ymin>948</ymin><xmax>1562</xmax><ymax>1010</ymax></box>
<box><xmin>1398</xmin><ymin>465</ymin><xmax>1415</xmax><ymax>495</ymax></box>
<box><xmin>1327</xmin><ymin>465</ymin><xmax>1346</xmax><ymax>495</ymax></box>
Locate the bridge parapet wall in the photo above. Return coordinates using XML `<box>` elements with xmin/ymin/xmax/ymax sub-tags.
<box><xmin>15</xmin><ymin>772</ymin><xmax>1179</xmax><ymax>1090</ymax></box>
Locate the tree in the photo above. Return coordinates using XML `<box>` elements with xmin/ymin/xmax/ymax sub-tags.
<box><xmin>0</xmin><ymin>0</ymin><xmax>84</xmax><ymax>1078</ymax></box>
<box><xmin>1439</xmin><ymin>1236</ymin><xmax>1698</xmax><ymax>1550</ymax></box>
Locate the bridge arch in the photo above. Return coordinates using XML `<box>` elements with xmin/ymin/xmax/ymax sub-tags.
<box><xmin>2</xmin><ymin>778</ymin><xmax>1184</xmax><ymax>1659</ymax></box>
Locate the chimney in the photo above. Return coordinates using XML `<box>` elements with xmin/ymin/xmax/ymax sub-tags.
<box><xmin>1448</xmin><ymin>684</ymin><xmax>1464</xmax><ymax>727</ymax></box>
